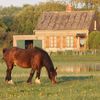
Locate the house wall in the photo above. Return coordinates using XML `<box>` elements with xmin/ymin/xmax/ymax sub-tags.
<box><xmin>13</xmin><ymin>35</ymin><xmax>45</xmax><ymax>49</ymax></box>
<box><xmin>35</xmin><ymin>30</ymin><xmax>88</xmax><ymax>52</ymax></box>
<box><xmin>13</xmin><ymin>30</ymin><xmax>88</xmax><ymax>52</ymax></box>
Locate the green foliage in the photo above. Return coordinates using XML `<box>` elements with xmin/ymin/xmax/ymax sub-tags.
<box><xmin>13</xmin><ymin>5</ymin><xmax>35</xmax><ymax>34</ymax></box>
<box><xmin>0</xmin><ymin>27</ymin><xmax>5</xmax><ymax>35</ymax></box>
<box><xmin>0</xmin><ymin>6</ymin><xmax>21</xmax><ymax>16</ymax></box>
<box><xmin>88</xmin><ymin>31</ymin><xmax>100</xmax><ymax>49</ymax></box>
<box><xmin>0</xmin><ymin>20</ymin><xmax>6</xmax><ymax>39</ymax></box>
<box><xmin>13</xmin><ymin>2</ymin><xmax>65</xmax><ymax>34</ymax></box>
<box><xmin>0</xmin><ymin>1</ymin><xmax>65</xmax><ymax>48</ymax></box>
<box><xmin>72</xmin><ymin>0</ymin><xmax>100</xmax><ymax>10</ymax></box>
<box><xmin>2</xmin><ymin>16</ymin><xmax>14</xmax><ymax>32</ymax></box>
<box><xmin>0</xmin><ymin>1</ymin><xmax>100</xmax><ymax>49</ymax></box>
<box><xmin>88</xmin><ymin>31</ymin><xmax>96</xmax><ymax>49</ymax></box>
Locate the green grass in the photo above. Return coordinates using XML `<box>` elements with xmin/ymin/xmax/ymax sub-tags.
<box><xmin>0</xmin><ymin>75</ymin><xmax>100</xmax><ymax>100</ymax></box>
<box><xmin>51</xmin><ymin>54</ymin><xmax>100</xmax><ymax>63</ymax></box>
<box><xmin>0</xmin><ymin>54</ymin><xmax>100</xmax><ymax>100</ymax></box>
<box><xmin>0</xmin><ymin>63</ymin><xmax>100</xmax><ymax>100</ymax></box>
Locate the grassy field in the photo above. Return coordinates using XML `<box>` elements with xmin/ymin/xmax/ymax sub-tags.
<box><xmin>0</xmin><ymin>54</ymin><xmax>100</xmax><ymax>100</ymax></box>
<box><xmin>0</xmin><ymin>74</ymin><xmax>100</xmax><ymax>100</ymax></box>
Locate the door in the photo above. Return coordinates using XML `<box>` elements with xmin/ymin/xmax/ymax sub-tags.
<box><xmin>33</xmin><ymin>40</ymin><xmax>42</xmax><ymax>48</ymax></box>
<box><xmin>17</xmin><ymin>40</ymin><xmax>25</xmax><ymax>49</ymax></box>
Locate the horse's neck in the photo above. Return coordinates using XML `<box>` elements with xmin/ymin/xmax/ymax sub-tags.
<box><xmin>43</xmin><ymin>51</ymin><xmax>54</xmax><ymax>77</ymax></box>
<box><xmin>45</xmin><ymin>65</ymin><xmax>53</xmax><ymax>72</ymax></box>
<box><xmin>44</xmin><ymin>63</ymin><xmax>54</xmax><ymax>78</ymax></box>
<box><xmin>45</xmin><ymin>66</ymin><xmax>51</xmax><ymax>78</ymax></box>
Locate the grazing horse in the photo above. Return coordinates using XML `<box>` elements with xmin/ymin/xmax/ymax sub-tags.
<box><xmin>3</xmin><ymin>47</ymin><xmax>57</xmax><ymax>84</ymax></box>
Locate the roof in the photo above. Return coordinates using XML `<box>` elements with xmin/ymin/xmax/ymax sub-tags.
<box><xmin>36</xmin><ymin>11</ymin><xmax>95</xmax><ymax>30</ymax></box>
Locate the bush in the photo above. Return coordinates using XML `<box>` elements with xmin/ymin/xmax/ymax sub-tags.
<box><xmin>88</xmin><ymin>31</ymin><xmax>100</xmax><ymax>49</ymax></box>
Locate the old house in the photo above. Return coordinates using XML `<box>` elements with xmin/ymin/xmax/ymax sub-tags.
<box><xmin>13</xmin><ymin>9</ymin><xmax>98</xmax><ymax>52</ymax></box>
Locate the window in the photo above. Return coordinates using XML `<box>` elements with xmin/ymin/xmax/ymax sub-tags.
<box><xmin>66</xmin><ymin>36</ymin><xmax>74</xmax><ymax>48</ymax></box>
<box><xmin>49</xmin><ymin>36</ymin><xmax>57</xmax><ymax>48</ymax></box>
<box><xmin>50</xmin><ymin>36</ymin><xmax>53</xmax><ymax>48</ymax></box>
<box><xmin>54</xmin><ymin>36</ymin><xmax>57</xmax><ymax>47</ymax></box>
<box><xmin>80</xmin><ymin>38</ymin><xmax>85</xmax><ymax>47</ymax></box>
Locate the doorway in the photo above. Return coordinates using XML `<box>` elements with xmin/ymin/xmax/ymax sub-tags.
<box><xmin>25</xmin><ymin>40</ymin><xmax>33</xmax><ymax>49</ymax></box>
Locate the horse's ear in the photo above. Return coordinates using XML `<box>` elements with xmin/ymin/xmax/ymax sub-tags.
<box><xmin>3</xmin><ymin>48</ymin><xmax>7</xmax><ymax>54</ymax></box>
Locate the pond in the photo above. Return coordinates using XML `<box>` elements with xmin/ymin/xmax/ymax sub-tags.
<box><xmin>54</xmin><ymin>62</ymin><xmax>100</xmax><ymax>73</ymax></box>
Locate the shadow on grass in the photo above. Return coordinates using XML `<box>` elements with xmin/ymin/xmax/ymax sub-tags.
<box><xmin>15</xmin><ymin>80</ymin><xmax>25</xmax><ymax>84</ymax></box>
<box><xmin>58</xmin><ymin>75</ymin><xmax>93</xmax><ymax>84</ymax></box>
<box><xmin>12</xmin><ymin>75</ymin><xmax>93</xmax><ymax>85</ymax></box>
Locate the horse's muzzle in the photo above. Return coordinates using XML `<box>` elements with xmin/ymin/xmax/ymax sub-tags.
<box><xmin>52</xmin><ymin>80</ymin><xmax>57</xmax><ymax>84</ymax></box>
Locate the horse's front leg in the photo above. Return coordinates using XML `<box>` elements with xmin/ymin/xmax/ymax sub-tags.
<box><xmin>35</xmin><ymin>68</ymin><xmax>41</xmax><ymax>84</ymax></box>
<box><xmin>5</xmin><ymin>63</ymin><xmax>14</xmax><ymax>84</ymax></box>
<box><xmin>27</xmin><ymin>68</ymin><xmax>35</xmax><ymax>84</ymax></box>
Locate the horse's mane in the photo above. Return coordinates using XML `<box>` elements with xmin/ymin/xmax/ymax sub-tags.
<box><xmin>3</xmin><ymin>48</ymin><xmax>9</xmax><ymax>54</ymax></box>
<box><xmin>32</xmin><ymin>47</ymin><xmax>55</xmax><ymax>73</ymax></box>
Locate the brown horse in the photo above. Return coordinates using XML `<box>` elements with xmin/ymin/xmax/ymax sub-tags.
<box><xmin>3</xmin><ymin>47</ymin><xmax>57</xmax><ymax>84</ymax></box>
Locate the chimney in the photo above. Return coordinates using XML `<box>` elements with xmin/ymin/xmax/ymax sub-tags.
<box><xmin>66</xmin><ymin>4</ymin><xmax>73</xmax><ymax>12</ymax></box>
<box><xmin>94</xmin><ymin>20</ymin><xmax>97</xmax><ymax>30</ymax></box>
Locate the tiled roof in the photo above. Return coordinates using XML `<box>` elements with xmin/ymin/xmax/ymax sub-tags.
<box><xmin>36</xmin><ymin>11</ymin><xmax>95</xmax><ymax>30</ymax></box>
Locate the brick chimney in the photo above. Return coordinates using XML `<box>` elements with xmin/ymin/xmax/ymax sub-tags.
<box><xmin>66</xmin><ymin>4</ymin><xmax>73</xmax><ymax>12</ymax></box>
<box><xmin>94</xmin><ymin>20</ymin><xmax>97</xmax><ymax>30</ymax></box>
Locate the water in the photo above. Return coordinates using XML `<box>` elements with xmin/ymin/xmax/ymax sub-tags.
<box><xmin>55</xmin><ymin>62</ymin><xmax>100</xmax><ymax>73</ymax></box>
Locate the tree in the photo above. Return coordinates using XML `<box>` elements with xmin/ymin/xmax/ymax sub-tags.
<box><xmin>2</xmin><ymin>16</ymin><xmax>14</xmax><ymax>32</ymax></box>
<box><xmin>93</xmin><ymin>32</ymin><xmax>100</xmax><ymax>49</ymax></box>
<box><xmin>13</xmin><ymin>2</ymin><xmax>65</xmax><ymax>34</ymax></box>
<box><xmin>0</xmin><ymin>6</ymin><xmax>21</xmax><ymax>16</ymax></box>
<box><xmin>13</xmin><ymin>5</ymin><xmax>35</xmax><ymax>34</ymax></box>
<box><xmin>0</xmin><ymin>19</ymin><xmax>6</xmax><ymax>38</ymax></box>
<box><xmin>71</xmin><ymin>0</ymin><xmax>100</xmax><ymax>9</ymax></box>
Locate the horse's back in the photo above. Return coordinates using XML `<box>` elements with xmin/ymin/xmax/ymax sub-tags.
<box><xmin>3</xmin><ymin>47</ymin><xmax>43</xmax><ymax>68</ymax></box>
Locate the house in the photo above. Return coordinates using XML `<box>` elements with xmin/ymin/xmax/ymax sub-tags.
<box><xmin>13</xmin><ymin>9</ymin><xmax>98</xmax><ymax>52</ymax></box>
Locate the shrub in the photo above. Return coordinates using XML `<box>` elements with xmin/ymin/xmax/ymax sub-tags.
<box><xmin>88</xmin><ymin>31</ymin><xmax>100</xmax><ymax>49</ymax></box>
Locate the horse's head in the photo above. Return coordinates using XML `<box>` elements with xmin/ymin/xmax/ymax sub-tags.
<box><xmin>2</xmin><ymin>48</ymin><xmax>9</xmax><ymax>59</ymax></box>
<box><xmin>49</xmin><ymin>67</ymin><xmax>57</xmax><ymax>84</ymax></box>
<box><xmin>3</xmin><ymin>48</ymin><xmax>8</xmax><ymax>54</ymax></box>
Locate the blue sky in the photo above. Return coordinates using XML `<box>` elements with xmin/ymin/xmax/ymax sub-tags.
<box><xmin>0</xmin><ymin>0</ymin><xmax>46</xmax><ymax>7</ymax></box>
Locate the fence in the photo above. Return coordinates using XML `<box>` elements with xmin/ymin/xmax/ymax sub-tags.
<box><xmin>50</xmin><ymin>49</ymin><xmax>100</xmax><ymax>56</ymax></box>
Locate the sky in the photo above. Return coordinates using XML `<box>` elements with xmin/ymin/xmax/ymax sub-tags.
<box><xmin>0</xmin><ymin>0</ymin><xmax>71</xmax><ymax>7</ymax></box>
<box><xmin>0</xmin><ymin>0</ymin><xmax>47</xmax><ymax>7</ymax></box>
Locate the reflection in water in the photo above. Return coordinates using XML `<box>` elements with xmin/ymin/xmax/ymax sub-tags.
<box><xmin>57</xmin><ymin>63</ymin><xmax>100</xmax><ymax>73</ymax></box>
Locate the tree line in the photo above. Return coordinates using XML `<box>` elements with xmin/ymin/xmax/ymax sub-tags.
<box><xmin>0</xmin><ymin>0</ymin><xmax>100</xmax><ymax>49</ymax></box>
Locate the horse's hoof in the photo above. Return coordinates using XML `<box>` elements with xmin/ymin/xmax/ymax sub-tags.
<box><xmin>27</xmin><ymin>81</ymin><xmax>32</xmax><ymax>84</ymax></box>
<box><xmin>35</xmin><ymin>78</ymin><xmax>41</xmax><ymax>84</ymax></box>
<box><xmin>52</xmin><ymin>80</ymin><xmax>57</xmax><ymax>84</ymax></box>
<box><xmin>7</xmin><ymin>80</ymin><xmax>14</xmax><ymax>85</ymax></box>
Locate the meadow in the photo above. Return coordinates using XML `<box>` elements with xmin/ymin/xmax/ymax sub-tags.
<box><xmin>0</xmin><ymin>54</ymin><xmax>100</xmax><ymax>100</ymax></box>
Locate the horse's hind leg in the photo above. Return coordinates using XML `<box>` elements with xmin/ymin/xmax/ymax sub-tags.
<box><xmin>27</xmin><ymin>68</ymin><xmax>35</xmax><ymax>84</ymax></box>
<box><xmin>5</xmin><ymin>63</ymin><xmax>14</xmax><ymax>84</ymax></box>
